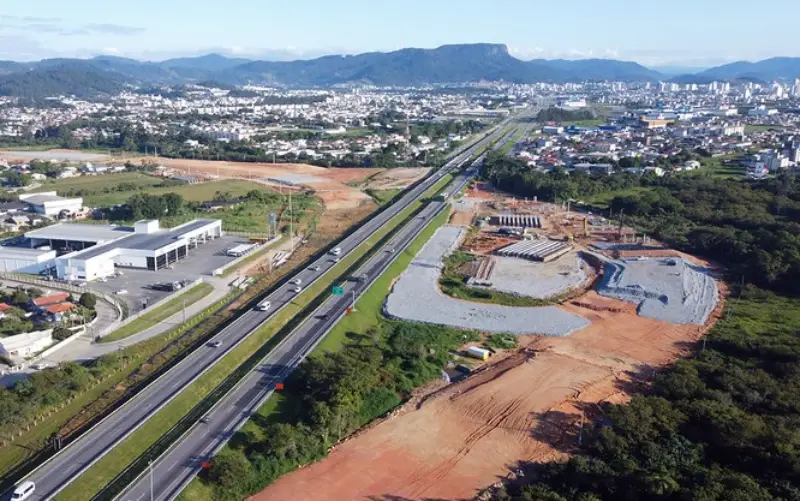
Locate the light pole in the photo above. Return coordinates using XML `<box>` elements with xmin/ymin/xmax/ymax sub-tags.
<box><xmin>149</xmin><ymin>460</ymin><xmax>154</xmax><ymax>501</ymax></box>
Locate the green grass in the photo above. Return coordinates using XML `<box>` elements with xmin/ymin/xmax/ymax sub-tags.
<box><xmin>31</xmin><ymin>172</ymin><xmax>165</xmax><ymax>194</ymax></box>
<box><xmin>54</xmin><ymin>173</ymin><xmax>455</xmax><ymax>501</ymax></box>
<box><xmin>365</xmin><ymin>188</ymin><xmax>402</xmax><ymax>205</ymax></box>
<box><xmin>313</xmin><ymin>206</ymin><xmax>452</xmax><ymax>355</ymax></box>
<box><xmin>745</xmin><ymin>124</ymin><xmax>783</xmax><ymax>133</ymax></box>
<box><xmin>83</xmin><ymin>179</ymin><xmax>275</xmax><ymax>207</ymax></box>
<box><xmin>100</xmin><ymin>283</ymin><xmax>214</xmax><ymax>343</ymax></box>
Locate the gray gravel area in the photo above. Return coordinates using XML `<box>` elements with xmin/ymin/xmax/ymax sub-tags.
<box><xmin>384</xmin><ymin>226</ymin><xmax>589</xmax><ymax>336</ymax></box>
<box><xmin>597</xmin><ymin>257</ymin><xmax>718</xmax><ymax>325</ymax></box>
<box><xmin>267</xmin><ymin>174</ymin><xmax>327</xmax><ymax>185</ymax></box>
<box><xmin>483</xmin><ymin>254</ymin><xmax>588</xmax><ymax>299</ymax></box>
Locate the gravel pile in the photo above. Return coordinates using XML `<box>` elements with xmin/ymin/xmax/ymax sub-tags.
<box><xmin>484</xmin><ymin>254</ymin><xmax>588</xmax><ymax>299</ymax></box>
<box><xmin>596</xmin><ymin>257</ymin><xmax>718</xmax><ymax>325</ymax></box>
<box><xmin>385</xmin><ymin>226</ymin><xmax>589</xmax><ymax>336</ymax></box>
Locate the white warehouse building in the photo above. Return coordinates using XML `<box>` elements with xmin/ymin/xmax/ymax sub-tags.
<box><xmin>18</xmin><ymin>192</ymin><xmax>83</xmax><ymax>217</ymax></box>
<box><xmin>0</xmin><ymin>247</ymin><xmax>57</xmax><ymax>274</ymax></box>
<box><xmin>54</xmin><ymin>219</ymin><xmax>222</xmax><ymax>281</ymax></box>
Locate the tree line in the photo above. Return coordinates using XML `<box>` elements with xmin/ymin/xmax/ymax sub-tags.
<box><xmin>199</xmin><ymin>321</ymin><xmax>478</xmax><ymax>500</ymax></box>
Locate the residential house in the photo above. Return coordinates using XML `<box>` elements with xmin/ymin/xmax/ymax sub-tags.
<box><xmin>0</xmin><ymin>302</ymin><xmax>11</xmax><ymax>319</ymax></box>
<box><xmin>0</xmin><ymin>330</ymin><xmax>53</xmax><ymax>358</ymax></box>
<box><xmin>41</xmin><ymin>302</ymin><xmax>77</xmax><ymax>322</ymax></box>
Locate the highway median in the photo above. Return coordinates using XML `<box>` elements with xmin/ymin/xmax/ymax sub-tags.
<box><xmin>53</xmin><ymin>173</ymin><xmax>455</xmax><ymax>501</ymax></box>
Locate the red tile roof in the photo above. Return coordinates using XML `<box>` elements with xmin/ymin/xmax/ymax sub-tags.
<box><xmin>32</xmin><ymin>292</ymin><xmax>70</xmax><ymax>307</ymax></box>
<box><xmin>42</xmin><ymin>302</ymin><xmax>76</xmax><ymax>314</ymax></box>
<box><xmin>0</xmin><ymin>303</ymin><xmax>10</xmax><ymax>312</ymax></box>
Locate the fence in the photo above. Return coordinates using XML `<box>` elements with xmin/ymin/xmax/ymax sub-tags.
<box><xmin>212</xmin><ymin>235</ymin><xmax>282</xmax><ymax>276</ymax></box>
<box><xmin>94</xmin><ymin>278</ymin><xmax>206</xmax><ymax>339</ymax></box>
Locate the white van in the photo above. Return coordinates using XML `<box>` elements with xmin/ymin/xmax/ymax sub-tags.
<box><xmin>12</xmin><ymin>481</ymin><xmax>35</xmax><ymax>500</ymax></box>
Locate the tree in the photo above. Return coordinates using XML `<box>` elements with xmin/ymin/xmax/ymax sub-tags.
<box><xmin>52</xmin><ymin>326</ymin><xmax>73</xmax><ymax>341</ymax></box>
<box><xmin>10</xmin><ymin>291</ymin><xmax>30</xmax><ymax>307</ymax></box>
<box><xmin>207</xmin><ymin>448</ymin><xmax>254</xmax><ymax>494</ymax></box>
<box><xmin>78</xmin><ymin>292</ymin><xmax>97</xmax><ymax>309</ymax></box>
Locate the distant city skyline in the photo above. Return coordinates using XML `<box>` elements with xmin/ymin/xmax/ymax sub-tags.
<box><xmin>2</xmin><ymin>0</ymin><xmax>799</xmax><ymax>67</ymax></box>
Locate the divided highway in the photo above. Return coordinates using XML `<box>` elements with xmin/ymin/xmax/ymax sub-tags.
<box><xmin>117</xmin><ymin>128</ymin><xmax>520</xmax><ymax>501</ymax></box>
<box><xmin>15</xmin><ymin>125</ymin><xmax>510</xmax><ymax>501</ymax></box>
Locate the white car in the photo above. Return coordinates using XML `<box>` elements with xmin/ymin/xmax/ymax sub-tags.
<box><xmin>115</xmin><ymin>289</ymin><xmax>128</xmax><ymax>295</ymax></box>
<box><xmin>11</xmin><ymin>481</ymin><xmax>35</xmax><ymax>500</ymax></box>
<box><xmin>209</xmin><ymin>340</ymin><xmax>222</xmax><ymax>348</ymax></box>
<box><xmin>310</xmin><ymin>265</ymin><xmax>320</xmax><ymax>272</ymax></box>
<box><xmin>292</xmin><ymin>278</ymin><xmax>302</xmax><ymax>286</ymax></box>
<box><xmin>292</xmin><ymin>286</ymin><xmax>302</xmax><ymax>293</ymax></box>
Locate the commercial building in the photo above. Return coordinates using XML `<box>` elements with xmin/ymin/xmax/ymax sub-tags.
<box><xmin>54</xmin><ymin>219</ymin><xmax>222</xmax><ymax>281</ymax></box>
<box><xmin>18</xmin><ymin>192</ymin><xmax>83</xmax><ymax>217</ymax></box>
<box><xmin>0</xmin><ymin>246</ymin><xmax>57</xmax><ymax>274</ymax></box>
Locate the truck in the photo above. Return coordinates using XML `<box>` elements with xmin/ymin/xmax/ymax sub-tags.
<box><xmin>256</xmin><ymin>299</ymin><xmax>272</xmax><ymax>311</ymax></box>
<box><xmin>330</xmin><ymin>247</ymin><xmax>342</xmax><ymax>256</ymax></box>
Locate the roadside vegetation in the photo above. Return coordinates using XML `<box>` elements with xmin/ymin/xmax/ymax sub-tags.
<box><xmin>100</xmin><ymin>283</ymin><xmax>214</xmax><ymax>343</ymax></box>
<box><xmin>364</xmin><ymin>188</ymin><xmax>402</xmax><ymax>205</ymax></box>
<box><xmin>180</xmin><ymin>207</ymin><xmax>483</xmax><ymax>501</ymax></box>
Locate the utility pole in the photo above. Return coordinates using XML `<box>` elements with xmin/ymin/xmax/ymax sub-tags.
<box><xmin>289</xmin><ymin>190</ymin><xmax>294</xmax><ymax>254</ymax></box>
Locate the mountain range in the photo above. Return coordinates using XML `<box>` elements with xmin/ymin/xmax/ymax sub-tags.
<box><xmin>1</xmin><ymin>44</ymin><xmax>800</xmax><ymax>99</ymax></box>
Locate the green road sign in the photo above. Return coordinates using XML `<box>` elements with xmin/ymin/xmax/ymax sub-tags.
<box><xmin>332</xmin><ymin>286</ymin><xmax>345</xmax><ymax>296</ymax></box>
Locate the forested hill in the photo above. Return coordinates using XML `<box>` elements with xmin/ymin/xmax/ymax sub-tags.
<box><xmin>0</xmin><ymin>62</ymin><xmax>126</xmax><ymax>100</ymax></box>
<box><xmin>483</xmin><ymin>154</ymin><xmax>800</xmax><ymax>501</ymax></box>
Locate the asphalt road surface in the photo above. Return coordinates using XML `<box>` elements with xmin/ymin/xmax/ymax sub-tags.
<box><xmin>14</xmin><ymin>125</ymin><xmax>510</xmax><ymax>501</ymax></box>
<box><xmin>117</xmin><ymin>128</ymin><xmax>521</xmax><ymax>501</ymax></box>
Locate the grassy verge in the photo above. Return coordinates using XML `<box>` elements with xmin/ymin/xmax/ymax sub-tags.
<box><xmin>100</xmin><ymin>283</ymin><xmax>214</xmax><ymax>343</ymax></box>
<box><xmin>438</xmin><ymin>251</ymin><xmax>567</xmax><ymax>307</ymax></box>
<box><xmin>220</xmin><ymin>236</ymin><xmax>286</xmax><ymax>279</ymax></box>
<box><xmin>314</xmin><ymin>206</ymin><xmax>452</xmax><ymax>354</ymax></box>
<box><xmin>54</xmin><ymin>174</ymin><xmax>455</xmax><ymax>501</ymax></box>
<box><xmin>365</xmin><ymin>188</ymin><xmax>402</xmax><ymax>205</ymax></box>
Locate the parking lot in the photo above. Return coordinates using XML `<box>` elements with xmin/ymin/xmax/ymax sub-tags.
<box><xmin>89</xmin><ymin>235</ymin><xmax>248</xmax><ymax>314</ymax></box>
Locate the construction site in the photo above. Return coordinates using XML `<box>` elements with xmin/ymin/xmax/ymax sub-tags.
<box><xmin>255</xmin><ymin>179</ymin><xmax>725</xmax><ymax>501</ymax></box>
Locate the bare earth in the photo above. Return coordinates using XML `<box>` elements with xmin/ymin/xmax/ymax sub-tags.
<box><xmin>253</xmin><ymin>288</ymin><xmax>725</xmax><ymax>501</ymax></box>
<box><xmin>138</xmin><ymin>157</ymin><xmax>379</xmax><ymax>210</ymax></box>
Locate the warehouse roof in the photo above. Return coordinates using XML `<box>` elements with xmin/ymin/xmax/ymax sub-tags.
<box><xmin>0</xmin><ymin>246</ymin><xmax>56</xmax><ymax>258</ymax></box>
<box><xmin>67</xmin><ymin>219</ymin><xmax>220</xmax><ymax>260</ymax></box>
<box><xmin>25</xmin><ymin>223</ymin><xmax>133</xmax><ymax>243</ymax></box>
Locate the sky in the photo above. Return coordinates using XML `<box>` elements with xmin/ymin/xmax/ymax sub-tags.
<box><xmin>2</xmin><ymin>0</ymin><xmax>799</xmax><ymax>67</ymax></box>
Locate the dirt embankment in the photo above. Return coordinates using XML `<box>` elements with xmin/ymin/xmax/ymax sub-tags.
<box><xmin>253</xmin><ymin>286</ymin><xmax>726</xmax><ymax>501</ymax></box>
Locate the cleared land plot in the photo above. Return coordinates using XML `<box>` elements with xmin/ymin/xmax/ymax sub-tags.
<box><xmin>100</xmin><ymin>283</ymin><xmax>214</xmax><ymax>342</ymax></box>
<box><xmin>363</xmin><ymin>167</ymin><xmax>431</xmax><ymax>190</ymax></box>
<box><xmin>133</xmin><ymin>157</ymin><xmax>378</xmax><ymax>210</ymax></box>
<box><xmin>482</xmin><ymin>253</ymin><xmax>589</xmax><ymax>299</ymax></box>
<box><xmin>597</xmin><ymin>257</ymin><xmax>718</xmax><ymax>324</ymax></box>
<box><xmin>385</xmin><ymin>226</ymin><xmax>589</xmax><ymax>336</ymax></box>
<box><xmin>257</xmin><ymin>289</ymin><xmax>723</xmax><ymax>501</ymax></box>
<box><xmin>82</xmin><ymin>179</ymin><xmax>273</xmax><ymax>207</ymax></box>
<box><xmin>31</xmin><ymin>172</ymin><xmax>166</xmax><ymax>194</ymax></box>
